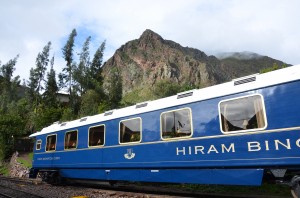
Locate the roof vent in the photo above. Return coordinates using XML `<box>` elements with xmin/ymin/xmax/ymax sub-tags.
<box><xmin>60</xmin><ymin>122</ymin><xmax>67</xmax><ymax>127</ymax></box>
<box><xmin>104</xmin><ymin>110</ymin><xmax>115</xmax><ymax>116</ymax></box>
<box><xmin>177</xmin><ymin>91</ymin><xmax>194</xmax><ymax>99</ymax></box>
<box><xmin>80</xmin><ymin>117</ymin><xmax>88</xmax><ymax>122</ymax></box>
<box><xmin>233</xmin><ymin>74</ymin><xmax>258</xmax><ymax>86</ymax></box>
<box><xmin>53</xmin><ymin>121</ymin><xmax>61</xmax><ymax>125</ymax></box>
<box><xmin>136</xmin><ymin>102</ymin><xmax>148</xmax><ymax>109</ymax></box>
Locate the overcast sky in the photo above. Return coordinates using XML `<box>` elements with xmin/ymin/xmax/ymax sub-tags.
<box><xmin>1</xmin><ymin>0</ymin><xmax>299</xmax><ymax>81</ymax></box>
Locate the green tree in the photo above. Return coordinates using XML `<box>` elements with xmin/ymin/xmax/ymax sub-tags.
<box><xmin>60</xmin><ymin>107</ymin><xmax>74</xmax><ymax>122</ymax></box>
<box><xmin>12</xmin><ymin>98</ymin><xmax>34</xmax><ymax>134</ymax></box>
<box><xmin>60</xmin><ymin>29</ymin><xmax>78</xmax><ymax>116</ymax></box>
<box><xmin>61</xmin><ymin>29</ymin><xmax>77</xmax><ymax>95</ymax></box>
<box><xmin>43</xmin><ymin>56</ymin><xmax>58</xmax><ymax>107</ymax></box>
<box><xmin>32</xmin><ymin>106</ymin><xmax>62</xmax><ymax>131</ymax></box>
<box><xmin>79</xmin><ymin>90</ymin><xmax>101</xmax><ymax>117</ymax></box>
<box><xmin>27</xmin><ymin>42</ymin><xmax>52</xmax><ymax>108</ymax></box>
<box><xmin>0</xmin><ymin>112</ymin><xmax>24</xmax><ymax>159</ymax></box>
<box><xmin>90</xmin><ymin>41</ymin><xmax>106</xmax><ymax>92</ymax></box>
<box><xmin>107</xmin><ymin>67</ymin><xmax>123</xmax><ymax>109</ymax></box>
<box><xmin>26</xmin><ymin>68</ymin><xmax>39</xmax><ymax>109</ymax></box>
<box><xmin>0</xmin><ymin>55</ymin><xmax>20</xmax><ymax>112</ymax></box>
<box><xmin>153</xmin><ymin>79</ymin><xmax>182</xmax><ymax>99</ymax></box>
<box><xmin>73</xmin><ymin>36</ymin><xmax>91</xmax><ymax>95</ymax></box>
<box><xmin>0</xmin><ymin>56</ymin><xmax>25</xmax><ymax>160</ymax></box>
<box><xmin>260</xmin><ymin>63</ymin><xmax>287</xmax><ymax>73</ymax></box>
<box><xmin>77</xmin><ymin>40</ymin><xmax>107</xmax><ymax>115</ymax></box>
<box><xmin>35</xmin><ymin>42</ymin><xmax>51</xmax><ymax>95</ymax></box>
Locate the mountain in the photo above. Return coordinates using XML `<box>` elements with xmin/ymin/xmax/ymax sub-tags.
<box><xmin>217</xmin><ymin>52</ymin><xmax>289</xmax><ymax>79</ymax></box>
<box><xmin>102</xmin><ymin>29</ymin><xmax>289</xmax><ymax>102</ymax></box>
<box><xmin>216</xmin><ymin>51</ymin><xmax>263</xmax><ymax>60</ymax></box>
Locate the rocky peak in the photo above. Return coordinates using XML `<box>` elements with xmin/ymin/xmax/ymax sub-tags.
<box><xmin>139</xmin><ymin>29</ymin><xmax>163</xmax><ymax>42</ymax></box>
<box><xmin>102</xmin><ymin>29</ymin><xmax>228</xmax><ymax>95</ymax></box>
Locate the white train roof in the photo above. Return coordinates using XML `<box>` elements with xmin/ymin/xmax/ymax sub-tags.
<box><xmin>30</xmin><ymin>64</ymin><xmax>300</xmax><ymax>137</ymax></box>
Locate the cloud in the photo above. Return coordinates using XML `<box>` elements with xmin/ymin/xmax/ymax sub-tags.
<box><xmin>1</xmin><ymin>0</ymin><xmax>300</xmax><ymax>81</ymax></box>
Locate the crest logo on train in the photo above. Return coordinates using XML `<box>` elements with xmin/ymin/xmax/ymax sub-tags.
<box><xmin>124</xmin><ymin>148</ymin><xmax>135</xmax><ymax>159</ymax></box>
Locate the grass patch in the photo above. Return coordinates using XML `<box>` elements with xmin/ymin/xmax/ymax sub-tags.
<box><xmin>0</xmin><ymin>163</ymin><xmax>9</xmax><ymax>176</ymax></box>
<box><xmin>28</xmin><ymin>152</ymin><xmax>33</xmax><ymax>161</ymax></box>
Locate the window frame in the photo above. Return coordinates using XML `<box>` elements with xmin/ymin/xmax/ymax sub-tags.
<box><xmin>218</xmin><ymin>94</ymin><xmax>268</xmax><ymax>134</ymax></box>
<box><xmin>88</xmin><ymin>124</ymin><xmax>105</xmax><ymax>148</ymax></box>
<box><xmin>45</xmin><ymin>134</ymin><xmax>57</xmax><ymax>152</ymax></box>
<box><xmin>160</xmin><ymin>107</ymin><xmax>193</xmax><ymax>140</ymax></box>
<box><xmin>64</xmin><ymin>130</ymin><xmax>78</xmax><ymax>150</ymax></box>
<box><xmin>36</xmin><ymin>139</ymin><xmax>42</xmax><ymax>151</ymax></box>
<box><xmin>119</xmin><ymin>117</ymin><xmax>142</xmax><ymax>145</ymax></box>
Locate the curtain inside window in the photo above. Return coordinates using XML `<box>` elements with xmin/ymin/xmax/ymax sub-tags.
<box><xmin>66</xmin><ymin>133</ymin><xmax>71</xmax><ymax>148</ymax></box>
<box><xmin>254</xmin><ymin>98</ymin><xmax>265</xmax><ymax>128</ymax></box>
<box><xmin>223</xmin><ymin>104</ymin><xmax>229</xmax><ymax>132</ymax></box>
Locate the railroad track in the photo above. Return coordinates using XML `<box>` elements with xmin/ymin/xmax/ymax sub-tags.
<box><xmin>0</xmin><ymin>176</ymin><xmax>43</xmax><ymax>184</ymax></box>
<box><xmin>0</xmin><ymin>176</ymin><xmax>291</xmax><ymax>198</ymax></box>
<box><xmin>0</xmin><ymin>185</ymin><xmax>44</xmax><ymax>198</ymax></box>
<box><xmin>0</xmin><ymin>176</ymin><xmax>44</xmax><ymax>198</ymax></box>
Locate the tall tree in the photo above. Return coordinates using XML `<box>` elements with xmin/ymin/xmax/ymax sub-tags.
<box><xmin>90</xmin><ymin>40</ymin><xmax>106</xmax><ymax>93</ymax></box>
<box><xmin>43</xmin><ymin>56</ymin><xmax>58</xmax><ymax>107</ymax></box>
<box><xmin>26</xmin><ymin>68</ymin><xmax>38</xmax><ymax>108</ymax></box>
<box><xmin>33</xmin><ymin>56</ymin><xmax>62</xmax><ymax>132</ymax></box>
<box><xmin>35</xmin><ymin>42</ymin><xmax>51</xmax><ymax>95</ymax></box>
<box><xmin>61</xmin><ymin>29</ymin><xmax>77</xmax><ymax>114</ymax></box>
<box><xmin>107</xmin><ymin>67</ymin><xmax>122</xmax><ymax>109</ymax></box>
<box><xmin>26</xmin><ymin>42</ymin><xmax>51</xmax><ymax>109</ymax></box>
<box><xmin>61</xmin><ymin>29</ymin><xmax>77</xmax><ymax>94</ymax></box>
<box><xmin>0</xmin><ymin>55</ymin><xmax>20</xmax><ymax>112</ymax></box>
<box><xmin>78</xmin><ymin>40</ymin><xmax>107</xmax><ymax>115</ymax></box>
<box><xmin>73</xmin><ymin>36</ymin><xmax>91</xmax><ymax>95</ymax></box>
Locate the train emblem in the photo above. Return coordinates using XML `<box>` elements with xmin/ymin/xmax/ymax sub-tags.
<box><xmin>124</xmin><ymin>148</ymin><xmax>136</xmax><ymax>159</ymax></box>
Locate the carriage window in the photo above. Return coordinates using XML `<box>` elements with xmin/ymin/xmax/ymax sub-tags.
<box><xmin>119</xmin><ymin>118</ymin><xmax>141</xmax><ymax>144</ymax></box>
<box><xmin>36</xmin><ymin>140</ymin><xmax>42</xmax><ymax>150</ymax></box>
<box><xmin>46</xmin><ymin>135</ymin><xmax>56</xmax><ymax>151</ymax></box>
<box><xmin>161</xmin><ymin>108</ymin><xmax>192</xmax><ymax>139</ymax></box>
<box><xmin>219</xmin><ymin>94</ymin><xmax>266</xmax><ymax>133</ymax></box>
<box><xmin>65</xmin><ymin>130</ymin><xmax>78</xmax><ymax>149</ymax></box>
<box><xmin>89</xmin><ymin>125</ymin><xmax>105</xmax><ymax>147</ymax></box>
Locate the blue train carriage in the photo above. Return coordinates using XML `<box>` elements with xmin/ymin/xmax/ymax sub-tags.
<box><xmin>29</xmin><ymin>64</ymin><xmax>300</xmax><ymax>195</ymax></box>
